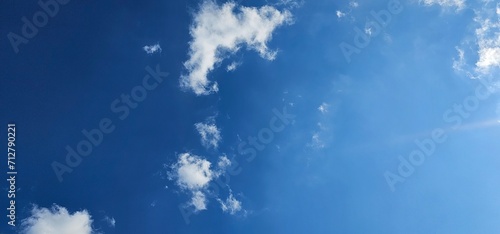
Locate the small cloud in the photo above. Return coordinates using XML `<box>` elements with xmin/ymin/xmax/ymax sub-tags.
<box><xmin>336</xmin><ymin>10</ymin><xmax>346</xmax><ymax>18</ymax></box>
<box><xmin>191</xmin><ymin>191</ymin><xmax>208</xmax><ymax>211</ymax></box>
<box><xmin>217</xmin><ymin>155</ymin><xmax>231</xmax><ymax>170</ymax></box>
<box><xmin>104</xmin><ymin>216</ymin><xmax>116</xmax><ymax>228</ymax></box>
<box><xmin>169</xmin><ymin>153</ymin><xmax>214</xmax><ymax>191</ymax></box>
<box><xmin>383</xmin><ymin>33</ymin><xmax>393</xmax><ymax>44</ymax></box>
<box><xmin>226</xmin><ymin>62</ymin><xmax>240</xmax><ymax>71</ymax></box>
<box><xmin>21</xmin><ymin>205</ymin><xmax>94</xmax><ymax>234</ymax></box>
<box><xmin>169</xmin><ymin>153</ymin><xmax>233</xmax><ymax>212</ymax></box>
<box><xmin>309</xmin><ymin>132</ymin><xmax>325</xmax><ymax>149</ymax></box>
<box><xmin>143</xmin><ymin>43</ymin><xmax>162</xmax><ymax>54</ymax></box>
<box><xmin>453</xmin><ymin>47</ymin><xmax>466</xmax><ymax>72</ymax></box>
<box><xmin>195</xmin><ymin>119</ymin><xmax>222</xmax><ymax>149</ymax></box>
<box><xmin>318</xmin><ymin>102</ymin><xmax>329</xmax><ymax>113</ymax></box>
<box><xmin>276</xmin><ymin>0</ymin><xmax>303</xmax><ymax>9</ymax></box>
<box><xmin>364</xmin><ymin>27</ymin><xmax>373</xmax><ymax>36</ymax></box>
<box><xmin>217</xmin><ymin>191</ymin><xmax>243</xmax><ymax>215</ymax></box>
<box><xmin>317</xmin><ymin>122</ymin><xmax>327</xmax><ymax>131</ymax></box>
<box><xmin>349</xmin><ymin>1</ymin><xmax>359</xmax><ymax>8</ymax></box>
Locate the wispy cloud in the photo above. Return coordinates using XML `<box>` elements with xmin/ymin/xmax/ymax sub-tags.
<box><xmin>180</xmin><ymin>1</ymin><xmax>292</xmax><ymax>95</ymax></box>
<box><xmin>143</xmin><ymin>43</ymin><xmax>162</xmax><ymax>54</ymax></box>
<box><xmin>217</xmin><ymin>191</ymin><xmax>243</xmax><ymax>215</ymax></box>
<box><xmin>276</xmin><ymin>0</ymin><xmax>303</xmax><ymax>9</ymax></box>
<box><xmin>420</xmin><ymin>0</ymin><xmax>465</xmax><ymax>11</ymax></box>
<box><xmin>195</xmin><ymin>119</ymin><xmax>222</xmax><ymax>149</ymax></box>
<box><xmin>104</xmin><ymin>216</ymin><xmax>116</xmax><ymax>227</ymax></box>
<box><xmin>309</xmin><ymin>132</ymin><xmax>326</xmax><ymax>149</ymax></box>
<box><xmin>349</xmin><ymin>1</ymin><xmax>359</xmax><ymax>8</ymax></box>
<box><xmin>318</xmin><ymin>102</ymin><xmax>329</xmax><ymax>113</ymax></box>
<box><xmin>21</xmin><ymin>205</ymin><xmax>93</xmax><ymax>234</ymax></box>
<box><xmin>226</xmin><ymin>61</ymin><xmax>241</xmax><ymax>71</ymax></box>
<box><xmin>336</xmin><ymin>1</ymin><xmax>359</xmax><ymax>20</ymax></box>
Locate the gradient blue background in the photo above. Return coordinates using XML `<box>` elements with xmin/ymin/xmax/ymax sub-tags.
<box><xmin>1</xmin><ymin>0</ymin><xmax>500</xmax><ymax>233</ymax></box>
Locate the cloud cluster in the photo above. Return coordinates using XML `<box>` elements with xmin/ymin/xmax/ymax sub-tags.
<box><xmin>21</xmin><ymin>205</ymin><xmax>94</xmax><ymax>234</ymax></box>
<box><xmin>180</xmin><ymin>1</ymin><xmax>292</xmax><ymax>95</ymax></box>
<box><xmin>169</xmin><ymin>153</ymin><xmax>235</xmax><ymax>212</ymax></box>
<box><xmin>195</xmin><ymin>120</ymin><xmax>221</xmax><ymax>149</ymax></box>
<box><xmin>143</xmin><ymin>43</ymin><xmax>162</xmax><ymax>54</ymax></box>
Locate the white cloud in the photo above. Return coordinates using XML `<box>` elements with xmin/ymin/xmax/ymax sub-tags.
<box><xmin>217</xmin><ymin>155</ymin><xmax>231</xmax><ymax>170</ymax></box>
<box><xmin>21</xmin><ymin>205</ymin><xmax>93</xmax><ymax>234</ymax></box>
<box><xmin>226</xmin><ymin>62</ymin><xmax>240</xmax><ymax>71</ymax></box>
<box><xmin>180</xmin><ymin>1</ymin><xmax>292</xmax><ymax>95</ymax></box>
<box><xmin>191</xmin><ymin>191</ymin><xmax>208</xmax><ymax>211</ymax></box>
<box><xmin>169</xmin><ymin>153</ymin><xmax>233</xmax><ymax>212</ymax></box>
<box><xmin>195</xmin><ymin>120</ymin><xmax>221</xmax><ymax>149</ymax></box>
<box><xmin>336</xmin><ymin>10</ymin><xmax>346</xmax><ymax>18</ymax></box>
<box><xmin>318</xmin><ymin>102</ymin><xmax>329</xmax><ymax>113</ymax></box>
<box><xmin>420</xmin><ymin>0</ymin><xmax>465</xmax><ymax>11</ymax></box>
<box><xmin>143</xmin><ymin>43</ymin><xmax>162</xmax><ymax>54</ymax></box>
<box><xmin>217</xmin><ymin>192</ymin><xmax>242</xmax><ymax>215</ymax></box>
<box><xmin>170</xmin><ymin>153</ymin><xmax>213</xmax><ymax>190</ymax></box>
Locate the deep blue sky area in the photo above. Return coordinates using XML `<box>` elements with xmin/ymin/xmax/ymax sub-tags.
<box><xmin>1</xmin><ymin>0</ymin><xmax>500</xmax><ymax>233</ymax></box>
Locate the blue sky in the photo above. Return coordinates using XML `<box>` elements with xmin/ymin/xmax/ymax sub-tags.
<box><xmin>1</xmin><ymin>0</ymin><xmax>500</xmax><ymax>233</ymax></box>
